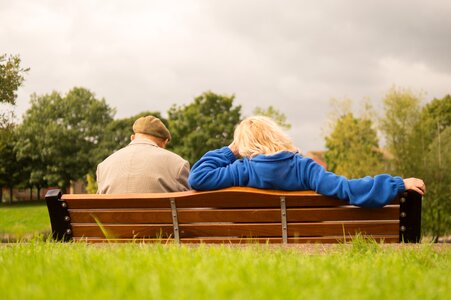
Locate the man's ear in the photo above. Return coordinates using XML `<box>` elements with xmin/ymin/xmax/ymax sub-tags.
<box><xmin>130</xmin><ymin>134</ymin><xmax>135</xmax><ymax>141</ymax></box>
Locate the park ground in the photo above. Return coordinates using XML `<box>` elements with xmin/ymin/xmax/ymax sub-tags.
<box><xmin>1</xmin><ymin>201</ymin><xmax>450</xmax><ymax>300</ymax></box>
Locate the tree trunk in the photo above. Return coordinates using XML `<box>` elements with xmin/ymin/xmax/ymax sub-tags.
<box><xmin>37</xmin><ymin>186</ymin><xmax>41</xmax><ymax>201</ymax></box>
<box><xmin>0</xmin><ymin>186</ymin><xmax>3</xmax><ymax>203</ymax></box>
<box><xmin>64</xmin><ymin>179</ymin><xmax>71</xmax><ymax>194</ymax></box>
<box><xmin>9</xmin><ymin>186</ymin><xmax>13</xmax><ymax>204</ymax></box>
<box><xmin>29</xmin><ymin>187</ymin><xmax>33</xmax><ymax>201</ymax></box>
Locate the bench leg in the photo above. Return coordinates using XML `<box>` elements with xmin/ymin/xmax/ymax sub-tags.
<box><xmin>45</xmin><ymin>189</ymin><xmax>72</xmax><ymax>242</ymax></box>
<box><xmin>400</xmin><ymin>190</ymin><xmax>422</xmax><ymax>243</ymax></box>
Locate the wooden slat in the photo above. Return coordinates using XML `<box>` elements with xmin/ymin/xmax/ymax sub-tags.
<box><xmin>71</xmin><ymin>224</ymin><xmax>174</xmax><ymax>238</ymax></box>
<box><xmin>287</xmin><ymin>221</ymin><xmax>399</xmax><ymax>237</ymax></box>
<box><xmin>73</xmin><ymin>236</ymin><xmax>400</xmax><ymax>244</ymax></box>
<box><xmin>179</xmin><ymin>208</ymin><xmax>280</xmax><ymax>222</ymax></box>
<box><xmin>62</xmin><ymin>186</ymin><xmax>401</xmax><ymax>204</ymax></box>
<box><xmin>178</xmin><ymin>222</ymin><xmax>399</xmax><ymax>237</ymax></box>
<box><xmin>63</xmin><ymin>195</ymin><xmax>344</xmax><ymax>209</ymax></box>
<box><xmin>173</xmin><ymin>193</ymin><xmax>344</xmax><ymax>208</ymax></box>
<box><xmin>177</xmin><ymin>206</ymin><xmax>400</xmax><ymax>222</ymax></box>
<box><xmin>62</xmin><ymin>187</ymin><xmax>350</xmax><ymax>209</ymax></box>
<box><xmin>69</xmin><ymin>209</ymin><xmax>173</xmax><ymax>223</ymax></box>
<box><xmin>287</xmin><ymin>206</ymin><xmax>399</xmax><ymax>222</ymax></box>
<box><xmin>69</xmin><ymin>208</ymin><xmax>281</xmax><ymax>223</ymax></box>
<box><xmin>173</xmin><ymin>191</ymin><xmax>400</xmax><ymax>208</ymax></box>
<box><xmin>64</xmin><ymin>198</ymin><xmax>171</xmax><ymax>209</ymax></box>
<box><xmin>71</xmin><ymin>221</ymin><xmax>398</xmax><ymax>239</ymax></box>
<box><xmin>62</xmin><ymin>187</ymin><xmax>326</xmax><ymax>200</ymax></box>
<box><xmin>69</xmin><ymin>206</ymin><xmax>399</xmax><ymax>224</ymax></box>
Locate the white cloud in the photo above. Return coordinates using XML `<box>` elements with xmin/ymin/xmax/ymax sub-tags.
<box><xmin>2</xmin><ymin>0</ymin><xmax>451</xmax><ymax>151</ymax></box>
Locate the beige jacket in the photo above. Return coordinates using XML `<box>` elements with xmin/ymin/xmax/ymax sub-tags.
<box><xmin>96</xmin><ymin>139</ymin><xmax>190</xmax><ymax>194</ymax></box>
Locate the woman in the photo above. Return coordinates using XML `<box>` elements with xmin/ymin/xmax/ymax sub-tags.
<box><xmin>188</xmin><ymin>116</ymin><xmax>425</xmax><ymax>208</ymax></box>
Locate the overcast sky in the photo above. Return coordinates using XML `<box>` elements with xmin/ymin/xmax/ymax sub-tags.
<box><xmin>2</xmin><ymin>0</ymin><xmax>451</xmax><ymax>151</ymax></box>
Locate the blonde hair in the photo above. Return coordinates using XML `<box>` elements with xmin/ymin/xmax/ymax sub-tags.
<box><xmin>234</xmin><ymin>116</ymin><xmax>298</xmax><ymax>158</ymax></box>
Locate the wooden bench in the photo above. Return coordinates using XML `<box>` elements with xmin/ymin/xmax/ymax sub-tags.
<box><xmin>45</xmin><ymin>187</ymin><xmax>422</xmax><ymax>244</ymax></box>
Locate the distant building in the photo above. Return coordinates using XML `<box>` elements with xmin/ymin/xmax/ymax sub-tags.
<box><xmin>1</xmin><ymin>180</ymin><xmax>87</xmax><ymax>203</ymax></box>
<box><xmin>1</xmin><ymin>187</ymin><xmax>50</xmax><ymax>202</ymax></box>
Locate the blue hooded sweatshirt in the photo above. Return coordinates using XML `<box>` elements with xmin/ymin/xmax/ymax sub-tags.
<box><xmin>188</xmin><ymin>147</ymin><xmax>405</xmax><ymax>208</ymax></box>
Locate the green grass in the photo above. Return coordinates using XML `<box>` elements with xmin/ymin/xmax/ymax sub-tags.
<box><xmin>0</xmin><ymin>201</ymin><xmax>50</xmax><ymax>240</ymax></box>
<box><xmin>0</xmin><ymin>240</ymin><xmax>450</xmax><ymax>300</ymax></box>
<box><xmin>1</xmin><ymin>203</ymin><xmax>450</xmax><ymax>299</ymax></box>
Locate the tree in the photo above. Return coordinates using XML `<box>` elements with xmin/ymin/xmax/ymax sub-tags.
<box><xmin>380</xmin><ymin>92</ymin><xmax>450</xmax><ymax>239</ymax></box>
<box><xmin>379</xmin><ymin>87</ymin><xmax>422</xmax><ymax>177</ymax></box>
<box><xmin>253</xmin><ymin>106</ymin><xmax>291</xmax><ymax>129</ymax></box>
<box><xmin>325</xmin><ymin>112</ymin><xmax>383</xmax><ymax>178</ymax></box>
<box><xmin>415</xmin><ymin>95</ymin><xmax>451</xmax><ymax>152</ymax></box>
<box><xmin>413</xmin><ymin>95</ymin><xmax>451</xmax><ymax>240</ymax></box>
<box><xmin>15</xmin><ymin>87</ymin><xmax>115</xmax><ymax>191</ymax></box>
<box><xmin>422</xmin><ymin>126</ymin><xmax>451</xmax><ymax>240</ymax></box>
<box><xmin>167</xmin><ymin>91</ymin><xmax>241</xmax><ymax>165</ymax></box>
<box><xmin>0</xmin><ymin>119</ymin><xmax>23</xmax><ymax>203</ymax></box>
<box><xmin>0</xmin><ymin>54</ymin><xmax>29</xmax><ymax>105</ymax></box>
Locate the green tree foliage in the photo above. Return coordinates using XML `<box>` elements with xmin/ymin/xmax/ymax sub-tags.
<box><xmin>414</xmin><ymin>95</ymin><xmax>451</xmax><ymax>239</ymax></box>
<box><xmin>0</xmin><ymin>120</ymin><xmax>23</xmax><ymax>203</ymax></box>
<box><xmin>325</xmin><ymin>113</ymin><xmax>383</xmax><ymax>178</ymax></box>
<box><xmin>167</xmin><ymin>91</ymin><xmax>241</xmax><ymax>165</ymax></box>
<box><xmin>15</xmin><ymin>87</ymin><xmax>115</xmax><ymax>191</ymax></box>
<box><xmin>85</xmin><ymin>173</ymin><xmax>97</xmax><ymax>195</ymax></box>
<box><xmin>380</xmin><ymin>92</ymin><xmax>450</xmax><ymax>239</ymax></box>
<box><xmin>422</xmin><ymin>126</ymin><xmax>451</xmax><ymax>239</ymax></box>
<box><xmin>415</xmin><ymin>95</ymin><xmax>451</xmax><ymax>149</ymax></box>
<box><xmin>253</xmin><ymin>106</ymin><xmax>291</xmax><ymax>129</ymax></box>
<box><xmin>0</xmin><ymin>54</ymin><xmax>28</xmax><ymax>201</ymax></box>
<box><xmin>0</xmin><ymin>54</ymin><xmax>29</xmax><ymax>105</ymax></box>
<box><xmin>379</xmin><ymin>87</ymin><xmax>422</xmax><ymax>177</ymax></box>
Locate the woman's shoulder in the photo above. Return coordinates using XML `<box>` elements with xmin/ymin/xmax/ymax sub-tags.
<box><xmin>252</xmin><ymin>151</ymin><xmax>301</xmax><ymax>161</ymax></box>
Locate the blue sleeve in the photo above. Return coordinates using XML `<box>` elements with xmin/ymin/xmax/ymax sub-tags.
<box><xmin>303</xmin><ymin>158</ymin><xmax>406</xmax><ymax>208</ymax></box>
<box><xmin>189</xmin><ymin>147</ymin><xmax>242</xmax><ymax>190</ymax></box>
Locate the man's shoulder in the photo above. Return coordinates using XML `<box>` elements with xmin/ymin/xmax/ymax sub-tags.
<box><xmin>102</xmin><ymin>145</ymin><xmax>132</xmax><ymax>159</ymax></box>
<box><xmin>126</xmin><ymin>143</ymin><xmax>188</xmax><ymax>165</ymax></box>
<box><xmin>160</xmin><ymin>148</ymin><xmax>189</xmax><ymax>164</ymax></box>
<box><xmin>99</xmin><ymin>143</ymin><xmax>188</xmax><ymax>166</ymax></box>
<box><xmin>97</xmin><ymin>146</ymin><xmax>129</xmax><ymax>167</ymax></box>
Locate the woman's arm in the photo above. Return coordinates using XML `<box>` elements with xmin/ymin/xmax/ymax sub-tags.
<box><xmin>188</xmin><ymin>147</ymin><xmax>241</xmax><ymax>190</ymax></box>
<box><xmin>302</xmin><ymin>158</ymin><xmax>407</xmax><ymax>208</ymax></box>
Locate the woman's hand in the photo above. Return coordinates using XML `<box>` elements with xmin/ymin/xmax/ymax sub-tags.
<box><xmin>228</xmin><ymin>141</ymin><xmax>239</xmax><ymax>157</ymax></box>
<box><xmin>403</xmin><ymin>178</ymin><xmax>426</xmax><ymax>195</ymax></box>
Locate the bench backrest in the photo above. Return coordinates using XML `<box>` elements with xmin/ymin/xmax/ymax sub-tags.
<box><xmin>45</xmin><ymin>187</ymin><xmax>422</xmax><ymax>244</ymax></box>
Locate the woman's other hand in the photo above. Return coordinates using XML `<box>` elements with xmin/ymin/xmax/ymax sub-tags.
<box><xmin>403</xmin><ymin>178</ymin><xmax>426</xmax><ymax>195</ymax></box>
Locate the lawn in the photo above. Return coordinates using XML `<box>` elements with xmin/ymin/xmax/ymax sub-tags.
<box><xmin>0</xmin><ymin>201</ymin><xmax>50</xmax><ymax>240</ymax></box>
<box><xmin>0</xmin><ymin>240</ymin><xmax>450</xmax><ymax>300</ymax></box>
<box><xmin>0</xmin><ymin>202</ymin><xmax>450</xmax><ymax>299</ymax></box>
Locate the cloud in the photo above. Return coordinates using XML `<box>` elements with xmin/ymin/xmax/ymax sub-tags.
<box><xmin>2</xmin><ymin>0</ymin><xmax>450</xmax><ymax>151</ymax></box>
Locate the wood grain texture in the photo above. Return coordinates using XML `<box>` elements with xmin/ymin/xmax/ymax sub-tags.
<box><xmin>71</xmin><ymin>221</ymin><xmax>398</xmax><ymax>238</ymax></box>
<box><xmin>69</xmin><ymin>206</ymin><xmax>399</xmax><ymax>224</ymax></box>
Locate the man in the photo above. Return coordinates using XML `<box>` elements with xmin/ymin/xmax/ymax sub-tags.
<box><xmin>96</xmin><ymin>115</ymin><xmax>190</xmax><ymax>193</ymax></box>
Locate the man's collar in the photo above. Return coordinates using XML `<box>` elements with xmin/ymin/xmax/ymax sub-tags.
<box><xmin>129</xmin><ymin>138</ymin><xmax>159</xmax><ymax>147</ymax></box>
